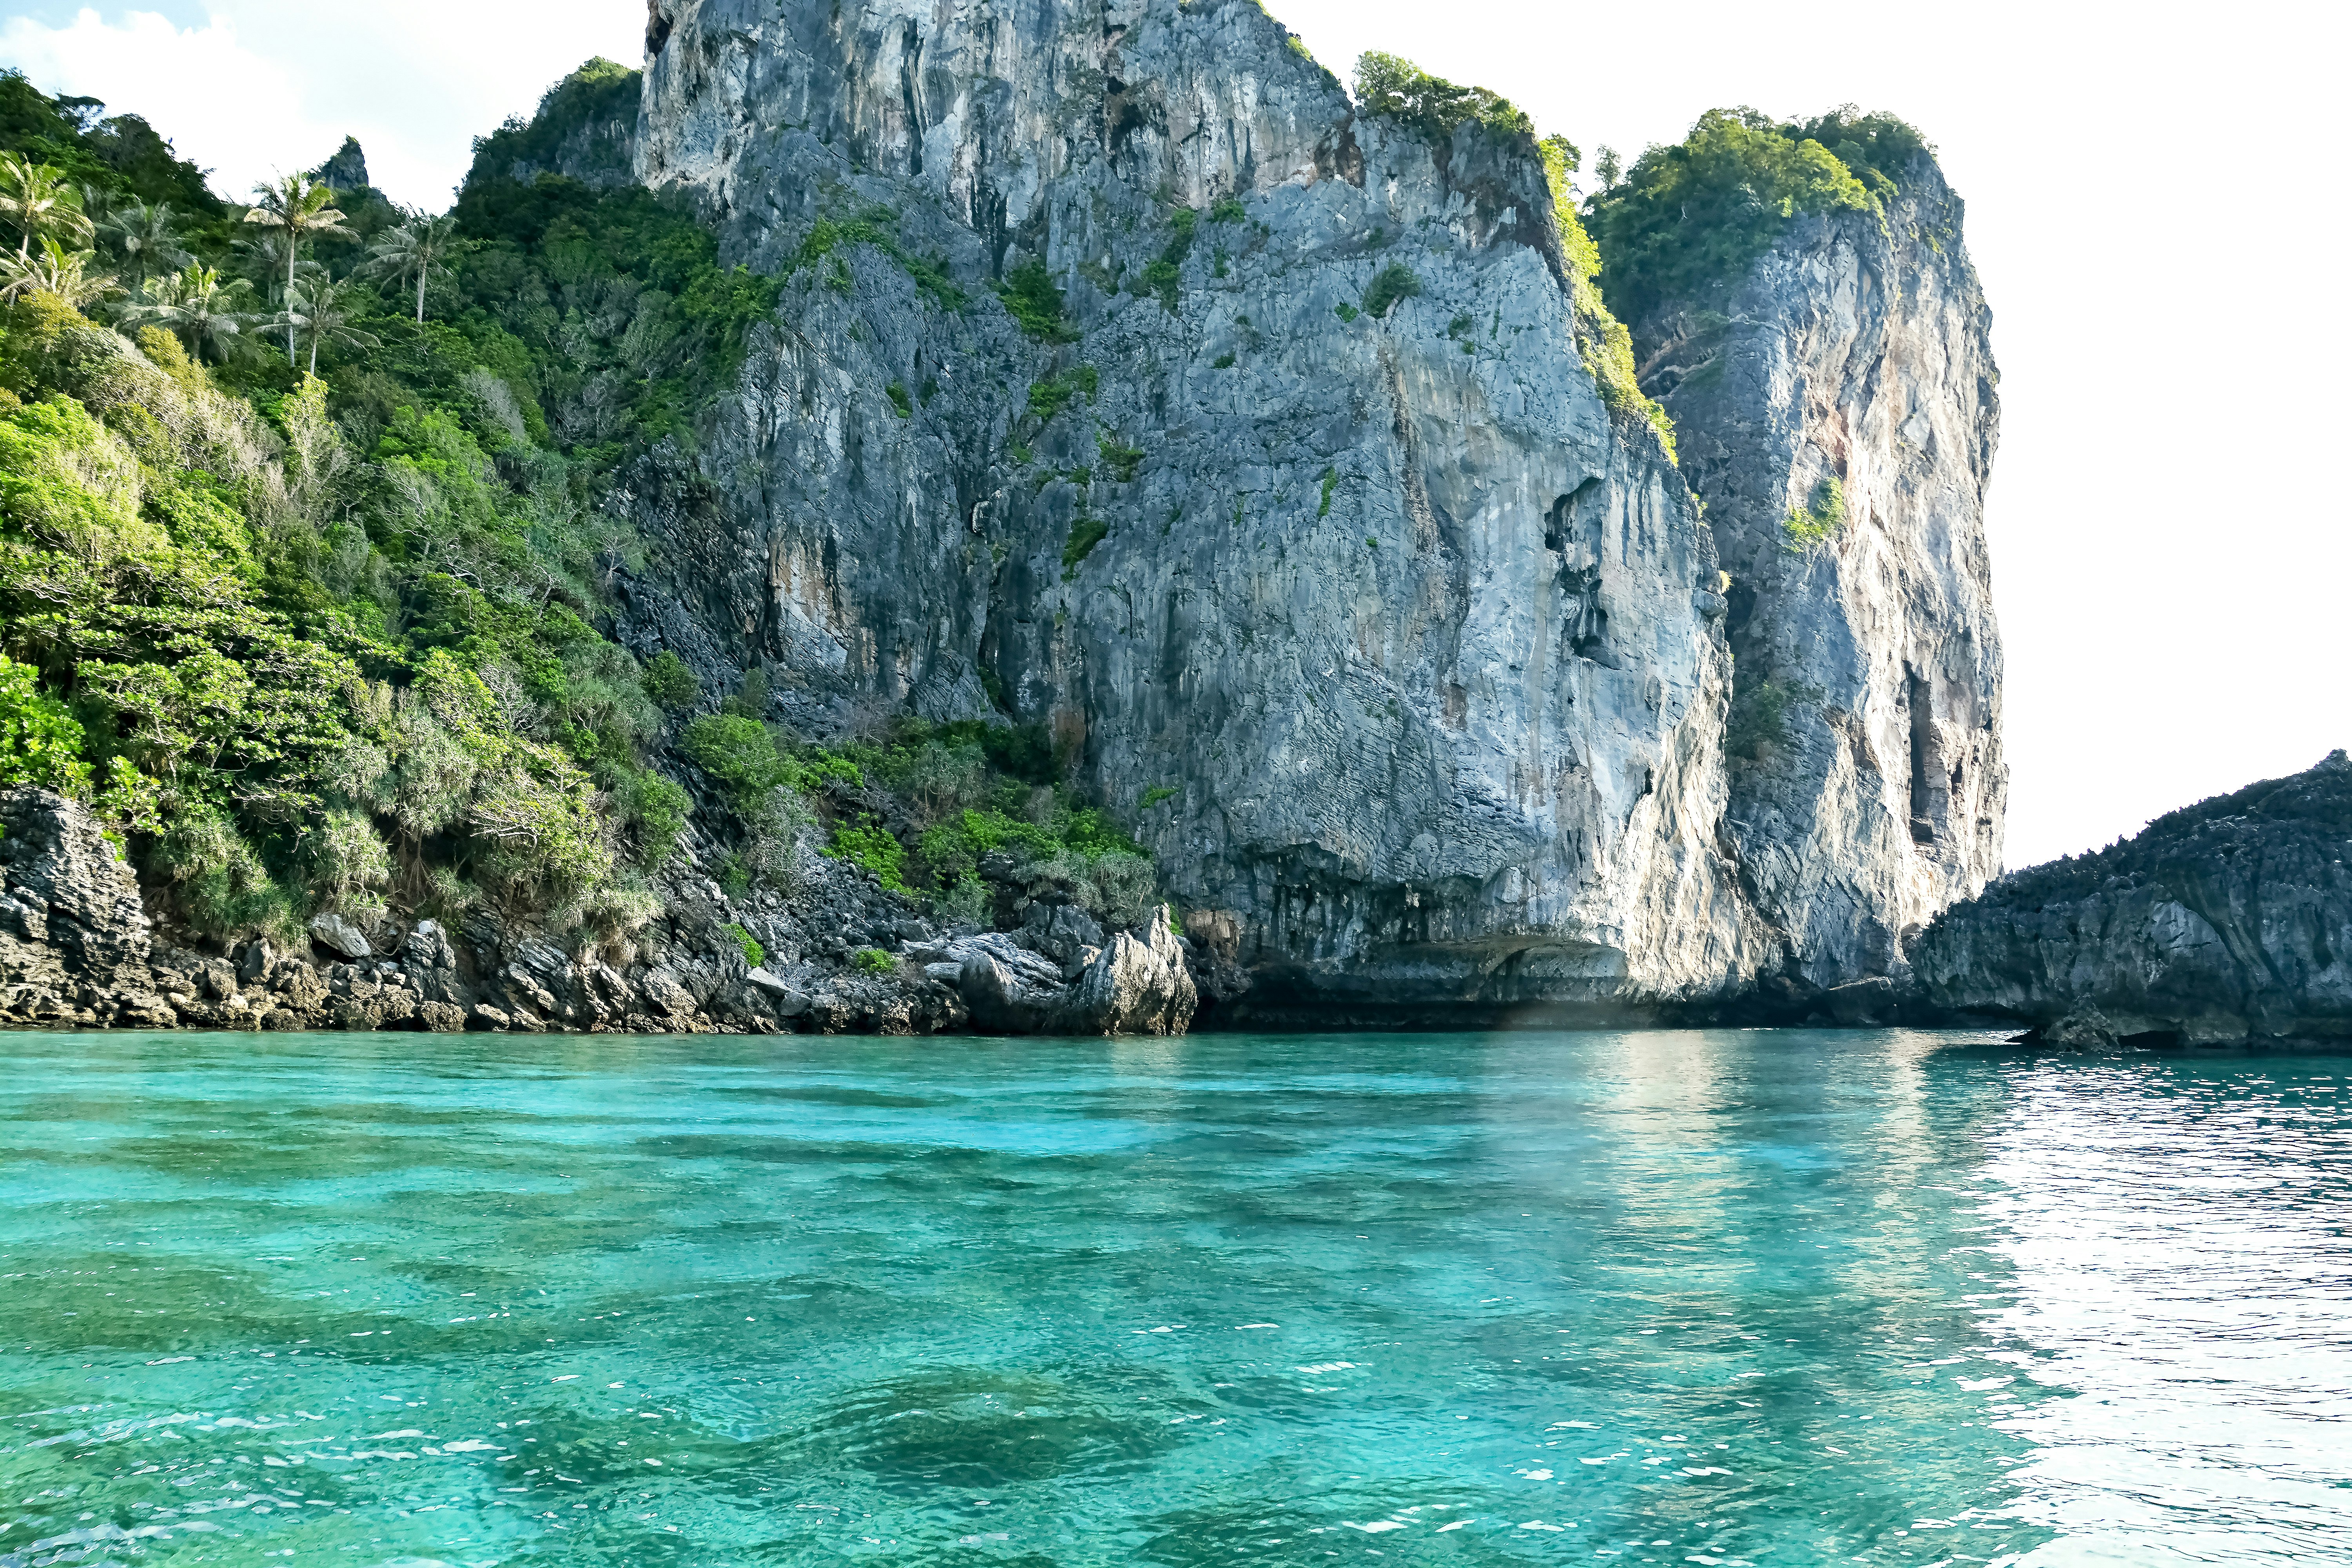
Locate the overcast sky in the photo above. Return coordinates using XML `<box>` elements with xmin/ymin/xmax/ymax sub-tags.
<box><xmin>3</xmin><ymin>0</ymin><xmax>2343</xmax><ymax>870</ymax></box>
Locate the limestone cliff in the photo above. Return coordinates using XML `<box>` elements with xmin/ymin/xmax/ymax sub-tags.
<box><xmin>624</xmin><ymin>0</ymin><xmax>1780</xmax><ymax>1022</ymax></box>
<box><xmin>1630</xmin><ymin>160</ymin><xmax>2005</xmax><ymax>999</ymax></box>
<box><xmin>1912</xmin><ymin>753</ymin><xmax>2351</xmax><ymax>1045</ymax></box>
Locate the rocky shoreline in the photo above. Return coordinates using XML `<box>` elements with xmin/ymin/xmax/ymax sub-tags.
<box><xmin>0</xmin><ymin>787</ymin><xmax>1199</xmax><ymax>1038</ymax></box>
<box><xmin>7</xmin><ymin>755</ymin><xmax>2343</xmax><ymax>1047</ymax></box>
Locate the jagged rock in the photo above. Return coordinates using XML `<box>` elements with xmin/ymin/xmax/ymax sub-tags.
<box><xmin>275</xmin><ymin>965</ymin><xmax>329</xmax><ymax>1012</ymax></box>
<box><xmin>1073</xmin><ymin>909</ymin><xmax>1198</xmax><ymax>1036</ymax></box>
<box><xmin>0</xmin><ymin>787</ymin><xmax>164</xmax><ymax>1027</ymax></box>
<box><xmin>1181</xmin><ymin>909</ymin><xmax>1252</xmax><ymax>1013</ymax></box>
<box><xmin>470</xmin><ymin>1003</ymin><xmax>512</xmax><ymax>1031</ymax></box>
<box><xmin>1019</xmin><ymin>902</ymin><xmax>1105</xmax><ymax>975</ymax></box>
<box><xmin>1642</xmin><ymin>158</ymin><xmax>2004</xmax><ymax>994</ymax></box>
<box><xmin>2035</xmin><ymin>1006</ymin><xmax>2120</xmax><ymax>1051</ymax></box>
<box><xmin>315</xmin><ymin>136</ymin><xmax>370</xmax><ymax>195</ymax></box>
<box><xmin>401</xmin><ymin>920</ymin><xmax>474</xmax><ymax>1007</ymax></box>
<box><xmin>744</xmin><ymin>967</ymin><xmax>812</xmax><ymax>1016</ymax></box>
<box><xmin>637</xmin><ymin>969</ymin><xmax>699</xmax><ymax>1029</ymax></box>
<box><xmin>309</xmin><ymin>913</ymin><xmax>372</xmax><ymax>960</ymax></box>
<box><xmin>956</xmin><ymin>936</ymin><xmax>1076</xmax><ymax>1034</ymax></box>
<box><xmin>1915</xmin><ymin>751</ymin><xmax>2352</xmax><ymax>1045</ymax></box>
<box><xmin>417</xmin><ymin>1001</ymin><xmax>468</xmax><ymax>1034</ymax></box>
<box><xmin>239</xmin><ymin>940</ymin><xmax>276</xmax><ymax>986</ymax></box>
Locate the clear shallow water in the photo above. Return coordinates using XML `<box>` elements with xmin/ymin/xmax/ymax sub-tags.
<box><xmin>3</xmin><ymin>1030</ymin><xmax>2350</xmax><ymax>1567</ymax></box>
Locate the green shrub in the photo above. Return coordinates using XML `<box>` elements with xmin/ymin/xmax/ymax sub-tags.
<box><xmin>1318</xmin><ymin>467</ymin><xmax>1338</xmax><ymax>519</ymax></box>
<box><xmin>0</xmin><ymin>653</ymin><xmax>90</xmax><ymax>796</ymax></box>
<box><xmin>1061</xmin><ymin>516</ymin><xmax>1109</xmax><ymax>578</ymax></box>
<box><xmin>793</xmin><ymin>211</ymin><xmax>965</xmax><ymax>310</ymax></box>
<box><xmin>827</xmin><ymin>817</ymin><xmax>909</xmax><ymax>892</ymax></box>
<box><xmin>723</xmin><ymin>920</ymin><xmax>764</xmax><ymax>969</ymax></box>
<box><xmin>157</xmin><ymin>805</ymin><xmax>299</xmax><ymax>942</ymax></box>
<box><xmin>995</xmin><ymin>259</ymin><xmax>1077</xmax><ymax>342</ymax></box>
<box><xmin>918</xmin><ymin>805</ymin><xmax>1055</xmax><ymax>882</ymax></box>
<box><xmin>1027</xmin><ymin>366</ymin><xmax>1096</xmax><ymax>425</ymax></box>
<box><xmin>620</xmin><ymin>769</ymin><xmax>691</xmax><ymax>863</ymax></box>
<box><xmin>1334</xmin><ymin>302</ymin><xmax>1359</xmax><ymax>323</ymax></box>
<box><xmin>1141</xmin><ymin>785</ymin><xmax>1178</xmax><ymax>809</ymax></box>
<box><xmin>681</xmin><ymin>713</ymin><xmax>862</xmax><ymax>806</ymax></box>
<box><xmin>1586</xmin><ymin>107</ymin><xmax>1917</xmax><ymax>328</ymax></box>
<box><xmin>1212</xmin><ymin>352</ymin><xmax>1235</xmax><ymax>369</ymax></box>
<box><xmin>886</xmin><ymin>381</ymin><xmax>912</xmax><ymax>418</ymax></box>
<box><xmin>681</xmin><ymin>713</ymin><xmax>789</xmax><ymax>799</ymax></box>
<box><xmin>301</xmin><ymin>808</ymin><xmax>393</xmax><ymax>901</ymax></box>
<box><xmin>851</xmin><ymin>946</ymin><xmax>895</xmax><ymax>976</ymax></box>
<box><xmin>1352</xmin><ymin>52</ymin><xmax>1532</xmax><ymax>141</ymax></box>
<box><xmin>1096</xmin><ymin>432</ymin><xmax>1144</xmax><ymax>482</ymax></box>
<box><xmin>1209</xmin><ymin>195</ymin><xmax>1246</xmax><ymax>224</ymax></box>
<box><xmin>1361</xmin><ymin>263</ymin><xmax>1421</xmax><ymax>319</ymax></box>
<box><xmin>641</xmin><ymin>649</ymin><xmax>698</xmax><ymax>710</ymax></box>
<box><xmin>1533</xmin><ymin>130</ymin><xmax>1677</xmax><ymax>461</ymax></box>
<box><xmin>1726</xmin><ymin>674</ymin><xmax>1808</xmax><ymax>761</ymax></box>
<box><xmin>936</xmin><ymin>872</ymin><xmax>991</xmax><ymax>929</ymax></box>
<box><xmin>1783</xmin><ymin>476</ymin><xmax>1847</xmax><ymax>551</ymax></box>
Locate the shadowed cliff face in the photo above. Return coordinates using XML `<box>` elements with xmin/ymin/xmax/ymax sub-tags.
<box><xmin>624</xmin><ymin>0</ymin><xmax>1773</xmax><ymax>1020</ymax></box>
<box><xmin>1635</xmin><ymin>163</ymin><xmax>2006</xmax><ymax>993</ymax></box>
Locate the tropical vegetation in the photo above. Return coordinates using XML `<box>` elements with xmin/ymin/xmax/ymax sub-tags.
<box><xmin>0</xmin><ymin>59</ymin><xmax>1177</xmax><ymax>955</ymax></box>
<box><xmin>0</xmin><ymin>63</ymin><xmax>802</xmax><ymax>949</ymax></box>
<box><xmin>1583</xmin><ymin>107</ymin><xmax>1931</xmax><ymax>328</ymax></box>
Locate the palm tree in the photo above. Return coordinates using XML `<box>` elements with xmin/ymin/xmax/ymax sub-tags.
<box><xmin>0</xmin><ymin>154</ymin><xmax>94</xmax><ymax>259</ymax></box>
<box><xmin>123</xmin><ymin>265</ymin><xmax>256</xmax><ymax>363</ymax></box>
<box><xmin>101</xmin><ymin>200</ymin><xmax>190</xmax><ymax>294</ymax></box>
<box><xmin>0</xmin><ymin>237</ymin><xmax>121</xmax><ymax>309</ymax></box>
<box><xmin>365</xmin><ymin>210</ymin><xmax>461</xmax><ymax>324</ymax></box>
<box><xmin>242</xmin><ymin>172</ymin><xmax>351</xmax><ymax>363</ymax></box>
<box><xmin>271</xmin><ymin>276</ymin><xmax>379</xmax><ymax>375</ymax></box>
<box><xmin>232</xmin><ymin>227</ymin><xmax>324</xmax><ymax>296</ymax></box>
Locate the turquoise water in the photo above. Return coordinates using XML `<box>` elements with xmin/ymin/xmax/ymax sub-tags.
<box><xmin>5</xmin><ymin>1030</ymin><xmax>2351</xmax><ymax>1566</ymax></box>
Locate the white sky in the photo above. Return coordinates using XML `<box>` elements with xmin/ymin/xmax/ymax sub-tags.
<box><xmin>3</xmin><ymin>0</ymin><xmax>2344</xmax><ymax>870</ymax></box>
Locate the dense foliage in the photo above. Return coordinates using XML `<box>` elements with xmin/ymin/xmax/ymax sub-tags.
<box><xmin>0</xmin><ymin>64</ymin><xmax>776</xmax><ymax>947</ymax></box>
<box><xmin>1536</xmin><ymin>134</ymin><xmax>1675</xmax><ymax>459</ymax></box>
<box><xmin>1351</xmin><ymin>52</ymin><xmax>1532</xmax><ymax>141</ymax></box>
<box><xmin>1584</xmin><ymin>107</ymin><xmax>1929</xmax><ymax>328</ymax></box>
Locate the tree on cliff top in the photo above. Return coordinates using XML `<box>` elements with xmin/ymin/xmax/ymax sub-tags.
<box><xmin>1584</xmin><ymin>106</ymin><xmax>1930</xmax><ymax>328</ymax></box>
<box><xmin>1351</xmin><ymin>52</ymin><xmax>1532</xmax><ymax>142</ymax></box>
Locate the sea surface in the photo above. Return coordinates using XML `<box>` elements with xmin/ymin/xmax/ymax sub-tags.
<box><xmin>4</xmin><ymin>1028</ymin><xmax>2350</xmax><ymax>1567</ymax></box>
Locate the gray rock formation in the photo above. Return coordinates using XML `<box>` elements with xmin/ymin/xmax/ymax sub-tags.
<box><xmin>628</xmin><ymin>0</ymin><xmax>1780</xmax><ymax>1022</ymax></box>
<box><xmin>1912</xmin><ymin>752</ymin><xmax>2352</xmax><ymax>1045</ymax></box>
<box><xmin>0</xmin><ymin>788</ymin><xmax>175</xmax><ymax>1028</ymax></box>
<box><xmin>922</xmin><ymin>902</ymin><xmax>1193</xmax><ymax>1033</ymax></box>
<box><xmin>315</xmin><ymin>136</ymin><xmax>371</xmax><ymax>196</ymax></box>
<box><xmin>1074</xmin><ymin>913</ymin><xmax>1196</xmax><ymax>1034</ymax></box>
<box><xmin>1635</xmin><ymin>160</ymin><xmax>2005</xmax><ymax>997</ymax></box>
<box><xmin>0</xmin><ymin>789</ymin><xmax>992</xmax><ymax>1038</ymax></box>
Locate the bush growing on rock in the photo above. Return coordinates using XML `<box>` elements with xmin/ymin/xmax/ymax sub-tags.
<box><xmin>0</xmin><ymin>652</ymin><xmax>90</xmax><ymax>795</ymax></box>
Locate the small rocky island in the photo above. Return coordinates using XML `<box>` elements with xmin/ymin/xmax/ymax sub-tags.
<box><xmin>1910</xmin><ymin>751</ymin><xmax>2351</xmax><ymax>1048</ymax></box>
